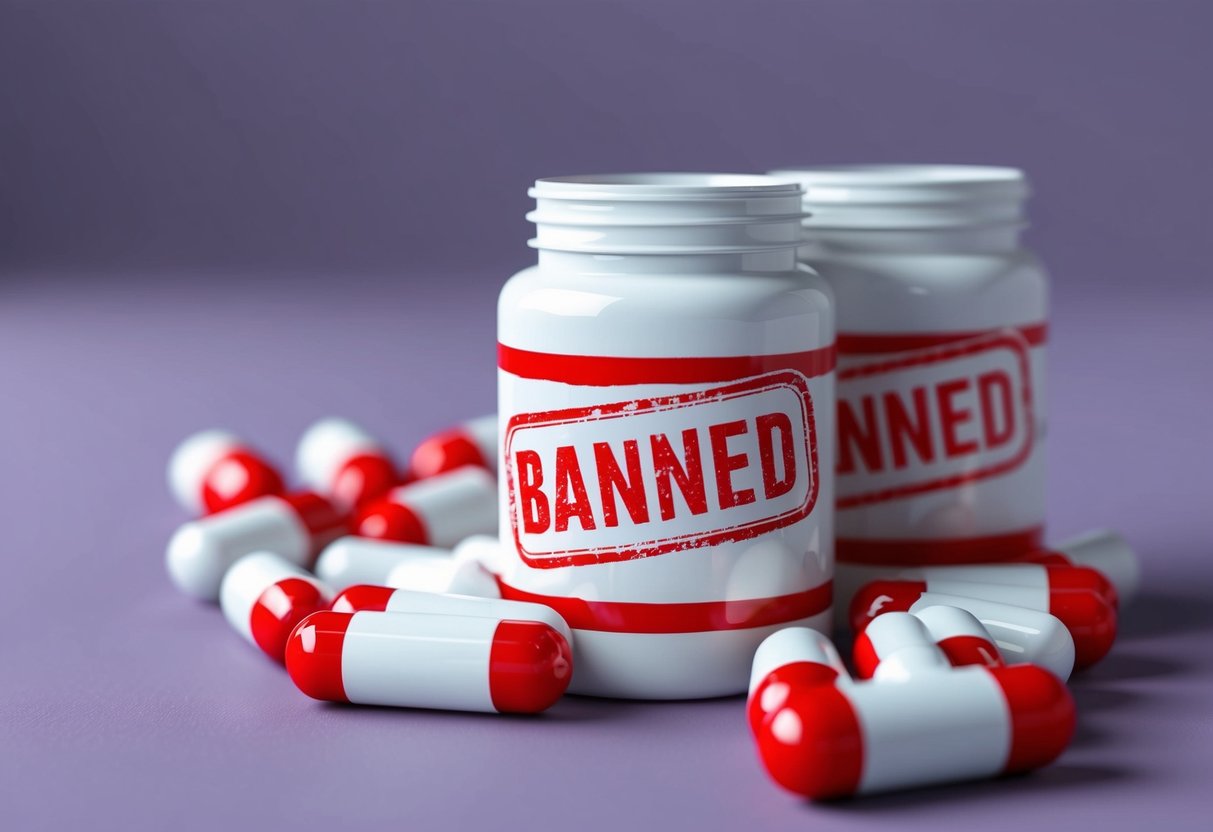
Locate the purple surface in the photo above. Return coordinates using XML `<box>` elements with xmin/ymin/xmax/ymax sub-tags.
<box><xmin>1</xmin><ymin>273</ymin><xmax>1210</xmax><ymax>830</ymax></box>
<box><xmin>2</xmin><ymin>0</ymin><xmax>1211</xmax><ymax>828</ymax></box>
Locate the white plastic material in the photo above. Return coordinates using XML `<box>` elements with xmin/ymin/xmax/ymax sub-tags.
<box><xmin>500</xmin><ymin>173</ymin><xmax>835</xmax><ymax>698</ymax></box>
<box><xmin>774</xmin><ymin>165</ymin><xmax>1047</xmax><ymax>590</ymax></box>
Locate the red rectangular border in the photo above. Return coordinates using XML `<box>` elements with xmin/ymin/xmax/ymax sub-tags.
<box><xmin>836</xmin><ymin>331</ymin><xmax>1034</xmax><ymax>509</ymax></box>
<box><xmin>504</xmin><ymin>370</ymin><xmax>820</xmax><ymax>568</ymax></box>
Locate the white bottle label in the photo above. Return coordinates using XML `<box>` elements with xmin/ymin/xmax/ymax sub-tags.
<box><xmin>837</xmin><ymin>330</ymin><xmax>1033</xmax><ymax>507</ymax></box>
<box><xmin>504</xmin><ymin>370</ymin><xmax>819</xmax><ymax>568</ymax></box>
<box><xmin>834</xmin><ymin>324</ymin><xmax>1047</xmax><ymax>565</ymax></box>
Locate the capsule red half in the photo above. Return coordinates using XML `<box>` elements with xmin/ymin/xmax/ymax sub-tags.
<box><xmin>851</xmin><ymin>579</ymin><xmax>1116</xmax><ymax>670</ymax></box>
<box><xmin>220</xmin><ymin>552</ymin><xmax>333</xmax><ymax>662</ymax></box>
<box><xmin>747</xmin><ymin>627</ymin><xmax>847</xmax><ymax>736</ymax></box>
<box><xmin>286</xmin><ymin>610</ymin><xmax>572</xmax><ymax>714</ymax></box>
<box><xmin>410</xmin><ymin>415</ymin><xmax>497</xmax><ymax>479</ymax></box>
<box><xmin>296</xmin><ymin>418</ymin><xmax>404</xmax><ymax>511</ymax></box>
<box><xmin>755</xmin><ymin>664</ymin><xmax>1074</xmax><ymax>799</ymax></box>
<box><xmin>354</xmin><ymin>467</ymin><xmax>496</xmax><ymax>547</ymax></box>
<box><xmin>169</xmin><ymin>429</ymin><xmax>284</xmax><ymax>515</ymax></box>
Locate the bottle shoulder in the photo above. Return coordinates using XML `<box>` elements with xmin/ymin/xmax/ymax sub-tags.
<box><xmin>805</xmin><ymin>249</ymin><xmax>1047</xmax><ymax>331</ymax></box>
<box><xmin>498</xmin><ymin>265</ymin><xmax>835</xmax><ymax>356</ymax></box>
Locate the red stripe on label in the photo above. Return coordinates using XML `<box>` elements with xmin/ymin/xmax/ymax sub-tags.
<box><xmin>497</xmin><ymin>343</ymin><xmax>837</xmax><ymax>386</ymax></box>
<box><xmin>837</xmin><ymin>323</ymin><xmax>1047</xmax><ymax>355</ymax></box>
<box><xmin>837</xmin><ymin>527</ymin><xmax>1044</xmax><ymax>565</ymax></box>
<box><xmin>495</xmin><ymin>579</ymin><xmax>832</xmax><ymax>634</ymax></box>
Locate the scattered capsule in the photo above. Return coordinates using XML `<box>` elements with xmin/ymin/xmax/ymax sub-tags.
<box><xmin>851</xmin><ymin>612</ymin><xmax>951</xmax><ymax>681</ymax></box>
<box><xmin>862</xmin><ymin>591</ymin><xmax>1074</xmax><ymax>680</ymax></box>
<box><xmin>295</xmin><ymin>418</ymin><xmax>404</xmax><ymax>512</ymax></box>
<box><xmin>410</xmin><ymin>415</ymin><xmax>497</xmax><ymax>479</ymax></box>
<box><xmin>354</xmin><ymin>466</ymin><xmax>496</xmax><ymax>547</ymax></box>
<box><xmin>168</xmin><ymin>429</ymin><xmax>284</xmax><ymax>515</ymax></box>
<box><xmin>755</xmin><ymin>663</ymin><xmax>1075</xmax><ymax>799</ymax></box>
<box><xmin>912</xmin><ymin>605</ymin><xmax>1004</xmax><ymax>671</ymax></box>
<box><xmin>166</xmin><ymin>491</ymin><xmax>347</xmax><ymax>601</ymax></box>
<box><xmin>887</xmin><ymin>562</ymin><xmax>1118</xmax><ymax>609</ymax></box>
<box><xmin>852</xmin><ymin>578</ymin><xmax>1115</xmax><ymax>669</ymax></box>
<box><xmin>331</xmin><ymin>587</ymin><xmax>571</xmax><ymax>648</ymax></box>
<box><xmin>747</xmin><ymin>627</ymin><xmax>847</xmax><ymax>735</ymax></box>
<box><xmin>286</xmin><ymin>610</ymin><xmax>572</xmax><ymax>714</ymax></box>
<box><xmin>220</xmin><ymin>552</ymin><xmax>333</xmax><ymax>663</ymax></box>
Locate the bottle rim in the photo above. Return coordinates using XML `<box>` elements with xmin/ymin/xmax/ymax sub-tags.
<box><xmin>769</xmin><ymin>164</ymin><xmax>1028</xmax><ymax>203</ymax></box>
<box><xmin>531</xmin><ymin>172</ymin><xmax>803</xmax><ymax>202</ymax></box>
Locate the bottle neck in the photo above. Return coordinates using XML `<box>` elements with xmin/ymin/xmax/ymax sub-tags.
<box><xmin>801</xmin><ymin>223</ymin><xmax>1024</xmax><ymax>256</ymax></box>
<box><xmin>537</xmin><ymin>248</ymin><xmax>800</xmax><ymax>275</ymax></box>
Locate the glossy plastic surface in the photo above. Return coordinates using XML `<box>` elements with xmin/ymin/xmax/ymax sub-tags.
<box><xmin>499</xmin><ymin>173</ymin><xmax>835</xmax><ymax>698</ymax></box>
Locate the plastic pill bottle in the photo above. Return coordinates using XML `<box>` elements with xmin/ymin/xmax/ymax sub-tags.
<box><xmin>497</xmin><ymin>174</ymin><xmax>835</xmax><ymax>699</ymax></box>
<box><xmin>769</xmin><ymin>166</ymin><xmax>1047</xmax><ymax>603</ymax></box>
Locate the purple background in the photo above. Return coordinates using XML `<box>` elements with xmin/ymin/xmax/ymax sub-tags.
<box><xmin>1</xmin><ymin>2</ymin><xmax>1210</xmax><ymax>829</ymax></box>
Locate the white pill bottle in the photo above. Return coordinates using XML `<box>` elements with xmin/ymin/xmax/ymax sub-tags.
<box><xmin>497</xmin><ymin>174</ymin><xmax>835</xmax><ymax>699</ymax></box>
<box><xmin>770</xmin><ymin>166</ymin><xmax>1047</xmax><ymax>601</ymax></box>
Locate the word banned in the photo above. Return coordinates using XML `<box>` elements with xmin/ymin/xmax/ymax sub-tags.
<box><xmin>836</xmin><ymin>333</ymin><xmax>1034</xmax><ymax>508</ymax></box>
<box><xmin>504</xmin><ymin>372</ymin><xmax>819</xmax><ymax>567</ymax></box>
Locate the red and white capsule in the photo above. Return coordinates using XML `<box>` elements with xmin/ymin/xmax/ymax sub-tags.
<box><xmin>912</xmin><ymin>605</ymin><xmax>1004</xmax><ymax>672</ymax></box>
<box><xmin>331</xmin><ymin>586</ymin><xmax>571</xmax><ymax>646</ymax></box>
<box><xmin>166</xmin><ymin>491</ymin><xmax>347</xmax><ymax>601</ymax></box>
<box><xmin>1022</xmin><ymin>529</ymin><xmax>1141</xmax><ymax>603</ymax></box>
<box><xmin>168</xmin><ymin>429</ymin><xmax>284</xmax><ymax>515</ymax></box>
<box><xmin>295</xmin><ymin>418</ymin><xmax>404</xmax><ymax>512</ymax></box>
<box><xmin>286</xmin><ymin>610</ymin><xmax>572</xmax><ymax>714</ymax></box>
<box><xmin>884</xmin><ymin>562</ymin><xmax>1118</xmax><ymax>609</ymax></box>
<box><xmin>852</xmin><ymin>577</ymin><xmax>1115</xmax><ymax>670</ymax></box>
<box><xmin>755</xmin><ymin>663</ymin><xmax>1075</xmax><ymax>799</ymax></box>
<box><xmin>748</xmin><ymin>627</ymin><xmax>847</xmax><ymax>735</ymax></box>
<box><xmin>410</xmin><ymin>414</ymin><xmax>497</xmax><ymax>479</ymax></box>
<box><xmin>852</xmin><ymin>612</ymin><xmax>951</xmax><ymax>681</ymax></box>
<box><xmin>220</xmin><ymin>552</ymin><xmax>333</xmax><ymax>662</ymax></box>
<box><xmin>354</xmin><ymin>466</ymin><xmax>497</xmax><ymax>547</ymax></box>
<box><xmin>865</xmin><ymin>591</ymin><xmax>1073</xmax><ymax>679</ymax></box>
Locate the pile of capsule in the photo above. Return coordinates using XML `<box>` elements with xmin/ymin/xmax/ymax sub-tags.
<box><xmin>167</xmin><ymin>416</ymin><xmax>572</xmax><ymax>715</ymax></box>
<box><xmin>165</xmin><ymin>415</ymin><xmax>1140</xmax><ymax>798</ymax></box>
<box><xmin>749</xmin><ymin>529</ymin><xmax>1139</xmax><ymax>798</ymax></box>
